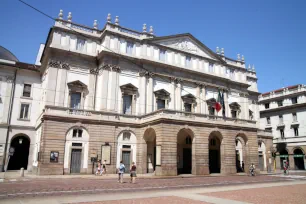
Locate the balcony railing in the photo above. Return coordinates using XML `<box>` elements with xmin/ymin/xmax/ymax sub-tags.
<box><xmin>43</xmin><ymin>105</ymin><xmax>257</xmax><ymax>128</ymax></box>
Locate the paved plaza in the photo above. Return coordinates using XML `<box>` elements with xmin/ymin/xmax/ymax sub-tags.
<box><xmin>0</xmin><ymin>173</ymin><xmax>306</xmax><ymax>203</ymax></box>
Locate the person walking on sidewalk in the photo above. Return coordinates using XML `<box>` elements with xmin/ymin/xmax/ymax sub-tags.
<box><xmin>130</xmin><ymin>162</ymin><xmax>137</xmax><ymax>184</ymax></box>
<box><xmin>95</xmin><ymin>160</ymin><xmax>102</xmax><ymax>176</ymax></box>
<box><xmin>249</xmin><ymin>163</ymin><xmax>256</xmax><ymax>176</ymax></box>
<box><xmin>117</xmin><ymin>161</ymin><xmax>125</xmax><ymax>183</ymax></box>
<box><xmin>101</xmin><ymin>160</ymin><xmax>107</xmax><ymax>175</ymax></box>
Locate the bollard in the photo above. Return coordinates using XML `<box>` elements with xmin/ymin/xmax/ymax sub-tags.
<box><xmin>20</xmin><ymin>168</ymin><xmax>24</xmax><ymax>177</ymax></box>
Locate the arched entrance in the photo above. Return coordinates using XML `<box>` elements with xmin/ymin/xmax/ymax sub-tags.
<box><xmin>279</xmin><ymin>149</ymin><xmax>289</xmax><ymax>170</ymax></box>
<box><xmin>177</xmin><ymin>128</ymin><xmax>194</xmax><ymax>174</ymax></box>
<box><xmin>117</xmin><ymin>131</ymin><xmax>137</xmax><ymax>173</ymax></box>
<box><xmin>294</xmin><ymin>148</ymin><xmax>305</xmax><ymax>170</ymax></box>
<box><xmin>143</xmin><ymin>128</ymin><xmax>156</xmax><ymax>173</ymax></box>
<box><xmin>235</xmin><ymin>139</ymin><xmax>243</xmax><ymax>172</ymax></box>
<box><xmin>7</xmin><ymin>135</ymin><xmax>30</xmax><ymax>170</ymax></box>
<box><xmin>258</xmin><ymin>141</ymin><xmax>267</xmax><ymax>171</ymax></box>
<box><xmin>209</xmin><ymin>131</ymin><xmax>222</xmax><ymax>174</ymax></box>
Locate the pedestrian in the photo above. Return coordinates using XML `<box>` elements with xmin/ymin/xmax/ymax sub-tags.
<box><xmin>249</xmin><ymin>163</ymin><xmax>256</xmax><ymax>176</ymax></box>
<box><xmin>95</xmin><ymin>160</ymin><xmax>101</xmax><ymax>176</ymax></box>
<box><xmin>117</xmin><ymin>160</ymin><xmax>125</xmax><ymax>183</ymax></box>
<box><xmin>102</xmin><ymin>160</ymin><xmax>107</xmax><ymax>175</ymax></box>
<box><xmin>130</xmin><ymin>162</ymin><xmax>137</xmax><ymax>184</ymax></box>
<box><xmin>242</xmin><ymin>161</ymin><xmax>245</xmax><ymax>172</ymax></box>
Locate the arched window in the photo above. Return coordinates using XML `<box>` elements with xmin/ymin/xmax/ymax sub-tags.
<box><xmin>123</xmin><ymin>132</ymin><xmax>131</xmax><ymax>141</ymax></box>
<box><xmin>210</xmin><ymin>138</ymin><xmax>216</xmax><ymax>146</ymax></box>
<box><xmin>72</xmin><ymin>128</ymin><xmax>83</xmax><ymax>138</ymax></box>
<box><xmin>186</xmin><ymin>136</ymin><xmax>192</xmax><ymax>144</ymax></box>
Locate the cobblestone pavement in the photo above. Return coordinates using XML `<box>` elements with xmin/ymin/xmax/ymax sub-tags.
<box><xmin>201</xmin><ymin>183</ymin><xmax>306</xmax><ymax>204</ymax></box>
<box><xmin>74</xmin><ymin>196</ymin><xmax>210</xmax><ymax>204</ymax></box>
<box><xmin>0</xmin><ymin>174</ymin><xmax>301</xmax><ymax>199</ymax></box>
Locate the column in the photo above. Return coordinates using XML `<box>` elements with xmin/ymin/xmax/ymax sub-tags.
<box><xmin>224</xmin><ymin>90</ymin><xmax>230</xmax><ymax>117</ymax></box>
<box><xmin>46</xmin><ymin>66</ymin><xmax>58</xmax><ymax>106</ymax></box>
<box><xmin>139</xmin><ymin>72</ymin><xmax>147</xmax><ymax>115</ymax></box>
<box><xmin>108</xmin><ymin>66</ymin><xmax>120</xmax><ymax>111</ymax></box>
<box><xmin>196</xmin><ymin>84</ymin><xmax>201</xmax><ymax>113</ymax></box>
<box><xmin>100</xmin><ymin>66</ymin><xmax>110</xmax><ymax>110</ymax></box>
<box><xmin>88</xmin><ymin>68</ymin><xmax>97</xmax><ymax>110</ymax></box>
<box><xmin>169</xmin><ymin>77</ymin><xmax>176</xmax><ymax>109</ymax></box>
<box><xmin>244</xmin><ymin>94</ymin><xmax>249</xmax><ymax>120</ymax></box>
<box><xmin>54</xmin><ymin>68</ymin><xmax>68</xmax><ymax>107</ymax></box>
<box><xmin>146</xmin><ymin>73</ymin><xmax>154</xmax><ymax>113</ymax></box>
<box><xmin>176</xmin><ymin>79</ymin><xmax>182</xmax><ymax>111</ymax></box>
<box><xmin>201</xmin><ymin>85</ymin><xmax>207</xmax><ymax>114</ymax></box>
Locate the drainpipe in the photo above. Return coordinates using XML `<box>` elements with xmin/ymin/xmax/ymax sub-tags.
<box><xmin>2</xmin><ymin>68</ymin><xmax>18</xmax><ymax>172</ymax></box>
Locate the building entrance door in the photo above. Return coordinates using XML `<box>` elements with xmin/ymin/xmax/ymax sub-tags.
<box><xmin>258</xmin><ymin>154</ymin><xmax>264</xmax><ymax>171</ymax></box>
<box><xmin>209</xmin><ymin>150</ymin><xmax>220</xmax><ymax>173</ymax></box>
<box><xmin>70</xmin><ymin>149</ymin><xmax>82</xmax><ymax>173</ymax></box>
<box><xmin>183</xmin><ymin>148</ymin><xmax>192</xmax><ymax>174</ymax></box>
<box><xmin>122</xmin><ymin>151</ymin><xmax>131</xmax><ymax>173</ymax></box>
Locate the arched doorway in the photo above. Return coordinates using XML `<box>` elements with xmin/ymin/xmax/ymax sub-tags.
<box><xmin>7</xmin><ymin>135</ymin><xmax>30</xmax><ymax>170</ymax></box>
<box><xmin>117</xmin><ymin>131</ymin><xmax>137</xmax><ymax>173</ymax></box>
<box><xmin>143</xmin><ymin>128</ymin><xmax>156</xmax><ymax>173</ymax></box>
<box><xmin>177</xmin><ymin>128</ymin><xmax>194</xmax><ymax>174</ymax></box>
<box><xmin>209</xmin><ymin>131</ymin><xmax>222</xmax><ymax>174</ymax></box>
<box><xmin>294</xmin><ymin>148</ymin><xmax>305</xmax><ymax>170</ymax></box>
<box><xmin>235</xmin><ymin>139</ymin><xmax>243</xmax><ymax>172</ymax></box>
<box><xmin>258</xmin><ymin>141</ymin><xmax>267</xmax><ymax>171</ymax></box>
<box><xmin>279</xmin><ymin>149</ymin><xmax>289</xmax><ymax>170</ymax></box>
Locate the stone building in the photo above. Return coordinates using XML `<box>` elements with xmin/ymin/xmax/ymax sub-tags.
<box><xmin>1</xmin><ymin>10</ymin><xmax>272</xmax><ymax>175</ymax></box>
<box><xmin>259</xmin><ymin>85</ymin><xmax>306</xmax><ymax>171</ymax></box>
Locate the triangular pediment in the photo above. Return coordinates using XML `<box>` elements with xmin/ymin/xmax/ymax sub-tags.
<box><xmin>67</xmin><ymin>80</ymin><xmax>87</xmax><ymax>88</ymax></box>
<box><xmin>120</xmin><ymin>83</ymin><xmax>138</xmax><ymax>91</ymax></box>
<box><xmin>150</xmin><ymin>34</ymin><xmax>222</xmax><ymax>61</ymax></box>
<box><xmin>154</xmin><ymin>89</ymin><xmax>170</xmax><ymax>96</ymax></box>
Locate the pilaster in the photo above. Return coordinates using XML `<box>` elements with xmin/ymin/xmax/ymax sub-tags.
<box><xmin>201</xmin><ymin>85</ymin><xmax>207</xmax><ymax>114</ymax></box>
<box><xmin>146</xmin><ymin>73</ymin><xmax>154</xmax><ymax>113</ymax></box>
<box><xmin>100</xmin><ymin>65</ymin><xmax>110</xmax><ymax>110</ymax></box>
<box><xmin>169</xmin><ymin>77</ymin><xmax>176</xmax><ymax>109</ymax></box>
<box><xmin>139</xmin><ymin>71</ymin><xmax>147</xmax><ymax>115</ymax></box>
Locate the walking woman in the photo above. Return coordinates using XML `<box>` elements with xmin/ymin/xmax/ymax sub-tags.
<box><xmin>130</xmin><ymin>162</ymin><xmax>137</xmax><ymax>184</ymax></box>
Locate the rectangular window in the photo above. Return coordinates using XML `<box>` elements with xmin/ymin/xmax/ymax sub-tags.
<box><xmin>159</xmin><ymin>49</ymin><xmax>166</xmax><ymax>61</ymax></box>
<box><xmin>73</xmin><ymin>129</ymin><xmax>77</xmax><ymax>137</ymax></box>
<box><xmin>277</xmin><ymin>100</ymin><xmax>283</xmax><ymax>107</ymax></box>
<box><xmin>23</xmin><ymin>84</ymin><xmax>32</xmax><ymax>97</ymax></box>
<box><xmin>185</xmin><ymin>56</ymin><xmax>191</xmax><ymax>67</ymax></box>
<box><xmin>279</xmin><ymin>115</ymin><xmax>283</xmax><ymax>124</ymax></box>
<box><xmin>209</xmin><ymin>63</ymin><xmax>214</xmax><ymax>73</ymax></box>
<box><xmin>76</xmin><ymin>38</ymin><xmax>85</xmax><ymax>51</ymax></box>
<box><xmin>291</xmin><ymin>97</ymin><xmax>298</xmax><ymax>104</ymax></box>
<box><xmin>292</xmin><ymin>113</ymin><xmax>297</xmax><ymax>122</ymax></box>
<box><xmin>265</xmin><ymin>103</ymin><xmax>270</xmax><ymax>109</ymax></box>
<box><xmin>70</xmin><ymin>92</ymin><xmax>81</xmax><ymax>109</ymax></box>
<box><xmin>294</xmin><ymin>127</ymin><xmax>299</xmax><ymax>136</ymax></box>
<box><xmin>280</xmin><ymin>129</ymin><xmax>284</xmax><ymax>138</ymax></box>
<box><xmin>126</xmin><ymin>42</ymin><xmax>134</xmax><ymax>54</ymax></box>
<box><xmin>230</xmin><ymin>69</ymin><xmax>235</xmax><ymax>79</ymax></box>
<box><xmin>19</xmin><ymin>103</ymin><xmax>29</xmax><ymax>119</ymax></box>
<box><xmin>184</xmin><ymin>103</ymin><xmax>192</xmax><ymax>112</ymax></box>
<box><xmin>123</xmin><ymin>95</ymin><xmax>132</xmax><ymax>114</ymax></box>
<box><xmin>209</xmin><ymin>106</ymin><xmax>215</xmax><ymax>115</ymax></box>
<box><xmin>266</xmin><ymin>117</ymin><xmax>271</xmax><ymax>125</ymax></box>
<box><xmin>157</xmin><ymin>99</ymin><xmax>165</xmax><ymax>110</ymax></box>
<box><xmin>231</xmin><ymin>110</ymin><xmax>237</xmax><ymax>119</ymax></box>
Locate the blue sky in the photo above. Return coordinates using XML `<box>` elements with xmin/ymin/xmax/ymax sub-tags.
<box><xmin>1</xmin><ymin>0</ymin><xmax>305</xmax><ymax>93</ymax></box>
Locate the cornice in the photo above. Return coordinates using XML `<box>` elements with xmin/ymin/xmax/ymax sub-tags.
<box><xmin>260</xmin><ymin>102</ymin><xmax>306</xmax><ymax>114</ymax></box>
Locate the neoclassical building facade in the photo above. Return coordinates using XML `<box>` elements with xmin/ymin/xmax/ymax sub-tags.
<box><xmin>1</xmin><ymin>10</ymin><xmax>273</xmax><ymax>175</ymax></box>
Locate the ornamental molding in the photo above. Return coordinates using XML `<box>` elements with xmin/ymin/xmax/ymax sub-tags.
<box><xmin>162</xmin><ymin>38</ymin><xmax>198</xmax><ymax>53</ymax></box>
<box><xmin>48</xmin><ymin>60</ymin><xmax>70</xmax><ymax>70</ymax></box>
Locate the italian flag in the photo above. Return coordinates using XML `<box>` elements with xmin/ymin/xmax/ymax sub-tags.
<box><xmin>215</xmin><ymin>90</ymin><xmax>222</xmax><ymax>112</ymax></box>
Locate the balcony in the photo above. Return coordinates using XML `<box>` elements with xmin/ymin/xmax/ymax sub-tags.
<box><xmin>42</xmin><ymin>105</ymin><xmax>257</xmax><ymax>128</ymax></box>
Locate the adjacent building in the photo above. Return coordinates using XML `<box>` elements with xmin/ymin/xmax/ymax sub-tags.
<box><xmin>259</xmin><ymin>85</ymin><xmax>306</xmax><ymax>170</ymax></box>
<box><xmin>0</xmin><ymin>10</ymin><xmax>273</xmax><ymax>175</ymax></box>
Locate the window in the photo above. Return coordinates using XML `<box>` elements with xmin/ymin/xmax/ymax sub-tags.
<box><xmin>279</xmin><ymin>115</ymin><xmax>283</xmax><ymax>124</ymax></box>
<box><xmin>209</xmin><ymin>63</ymin><xmax>214</xmax><ymax>73</ymax></box>
<box><xmin>19</xmin><ymin>103</ymin><xmax>29</xmax><ymax>119</ymax></box>
<box><xmin>22</xmin><ymin>84</ymin><xmax>31</xmax><ymax>97</ymax></box>
<box><xmin>76</xmin><ymin>38</ymin><xmax>85</xmax><ymax>51</ymax></box>
<box><xmin>229</xmin><ymin>69</ymin><xmax>235</xmax><ymax>79</ymax></box>
<box><xmin>291</xmin><ymin>97</ymin><xmax>298</xmax><ymax>104</ymax></box>
<box><xmin>209</xmin><ymin>106</ymin><xmax>215</xmax><ymax>115</ymax></box>
<box><xmin>185</xmin><ymin>56</ymin><xmax>191</xmax><ymax>67</ymax></box>
<box><xmin>70</xmin><ymin>92</ymin><xmax>81</xmax><ymax>109</ymax></box>
<box><xmin>231</xmin><ymin>110</ymin><xmax>237</xmax><ymax>119</ymax></box>
<box><xmin>157</xmin><ymin>99</ymin><xmax>165</xmax><ymax>110</ymax></box>
<box><xmin>280</xmin><ymin>129</ymin><xmax>285</xmax><ymax>138</ymax></box>
<box><xmin>266</xmin><ymin>117</ymin><xmax>271</xmax><ymax>125</ymax></box>
<box><xmin>123</xmin><ymin>95</ymin><xmax>132</xmax><ymax>114</ymax></box>
<box><xmin>294</xmin><ymin>127</ymin><xmax>299</xmax><ymax>136</ymax></box>
<box><xmin>277</xmin><ymin>100</ymin><xmax>283</xmax><ymax>107</ymax></box>
<box><xmin>292</xmin><ymin>113</ymin><xmax>297</xmax><ymax>122</ymax></box>
<box><xmin>72</xmin><ymin>129</ymin><xmax>83</xmax><ymax>138</ymax></box>
<box><xmin>184</xmin><ymin>103</ymin><xmax>192</xmax><ymax>112</ymax></box>
<box><xmin>186</xmin><ymin>136</ymin><xmax>192</xmax><ymax>144</ymax></box>
<box><xmin>123</xmin><ymin>132</ymin><xmax>131</xmax><ymax>141</ymax></box>
<box><xmin>126</xmin><ymin>42</ymin><xmax>134</xmax><ymax>54</ymax></box>
<box><xmin>159</xmin><ymin>49</ymin><xmax>166</xmax><ymax>61</ymax></box>
<box><xmin>265</xmin><ymin>103</ymin><xmax>270</xmax><ymax>109</ymax></box>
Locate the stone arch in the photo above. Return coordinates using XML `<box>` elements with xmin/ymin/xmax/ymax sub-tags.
<box><xmin>177</xmin><ymin>127</ymin><xmax>195</xmax><ymax>174</ymax></box>
<box><xmin>258</xmin><ymin>140</ymin><xmax>267</xmax><ymax>171</ymax></box>
<box><xmin>64</xmin><ymin>127</ymin><xmax>90</xmax><ymax>174</ymax></box>
<box><xmin>208</xmin><ymin>131</ymin><xmax>223</xmax><ymax>174</ymax></box>
<box><xmin>279</xmin><ymin>148</ymin><xmax>289</xmax><ymax>170</ymax></box>
<box><xmin>235</xmin><ymin>133</ymin><xmax>248</xmax><ymax>173</ymax></box>
<box><xmin>7</xmin><ymin>134</ymin><xmax>31</xmax><ymax>170</ymax></box>
<box><xmin>116</xmin><ymin>130</ymin><xmax>137</xmax><ymax>172</ymax></box>
<box><xmin>293</xmin><ymin>147</ymin><xmax>305</xmax><ymax>170</ymax></box>
<box><xmin>292</xmin><ymin>147</ymin><xmax>305</xmax><ymax>155</ymax></box>
<box><xmin>143</xmin><ymin>127</ymin><xmax>157</xmax><ymax>173</ymax></box>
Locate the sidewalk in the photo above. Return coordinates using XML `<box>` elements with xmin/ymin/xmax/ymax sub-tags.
<box><xmin>0</xmin><ymin>170</ymin><xmax>289</xmax><ymax>181</ymax></box>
